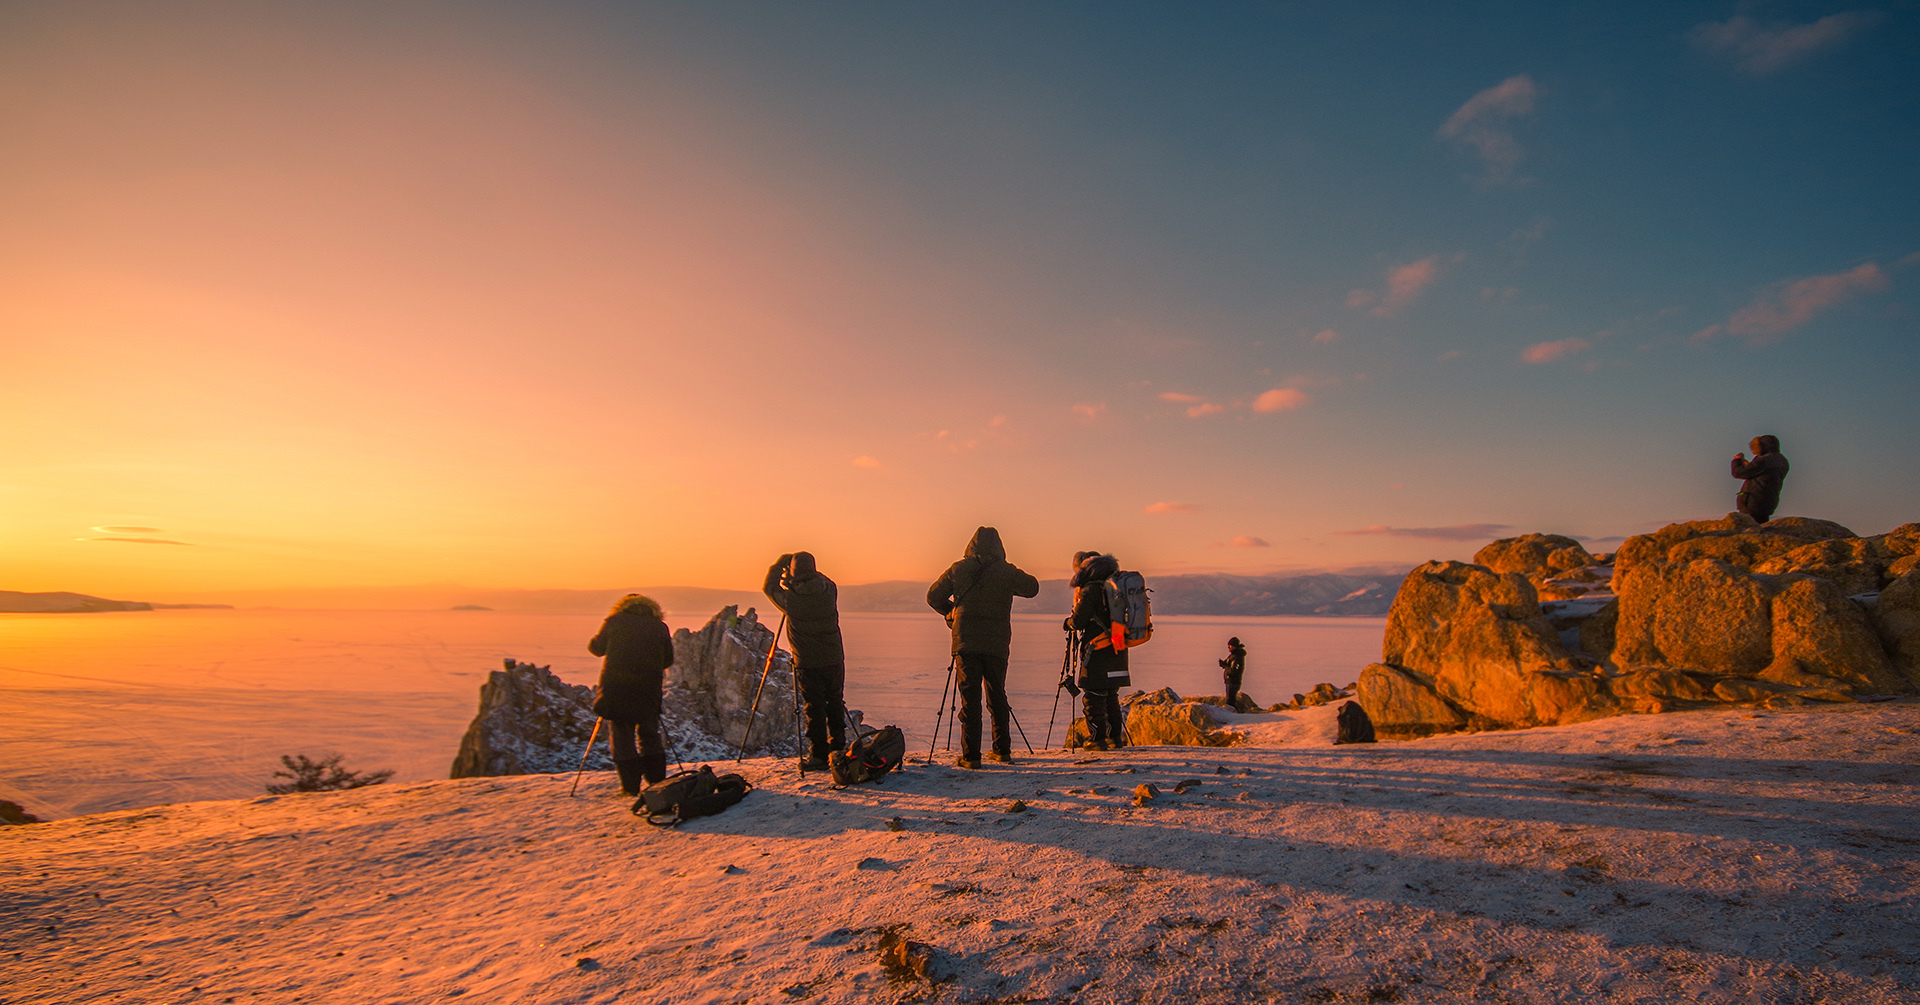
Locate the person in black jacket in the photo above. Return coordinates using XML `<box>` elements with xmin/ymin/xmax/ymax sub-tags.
<box><xmin>762</xmin><ymin>551</ymin><xmax>848</xmax><ymax>771</ymax></box>
<box><xmin>927</xmin><ymin>527</ymin><xmax>1040</xmax><ymax>767</ymax></box>
<box><xmin>1071</xmin><ymin>551</ymin><xmax>1131</xmax><ymax>750</ymax></box>
<box><xmin>588</xmin><ymin>594</ymin><xmax>675</xmax><ymax>796</ymax></box>
<box><xmin>1731</xmin><ymin>435</ymin><xmax>1790</xmax><ymax>524</ymax></box>
<box><xmin>1219</xmin><ymin>637</ymin><xmax>1247</xmax><ymax>709</ymax></box>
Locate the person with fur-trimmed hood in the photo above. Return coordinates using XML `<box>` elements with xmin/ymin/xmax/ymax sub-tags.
<box><xmin>1731</xmin><ymin>435</ymin><xmax>1790</xmax><ymax>524</ymax></box>
<box><xmin>588</xmin><ymin>594</ymin><xmax>675</xmax><ymax>796</ymax></box>
<box><xmin>1071</xmin><ymin>551</ymin><xmax>1131</xmax><ymax>750</ymax></box>
<box><xmin>762</xmin><ymin>551</ymin><xmax>848</xmax><ymax>771</ymax></box>
<box><xmin>927</xmin><ymin>527</ymin><xmax>1040</xmax><ymax>767</ymax></box>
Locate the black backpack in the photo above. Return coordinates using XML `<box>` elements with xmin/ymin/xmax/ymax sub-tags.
<box><xmin>829</xmin><ymin>725</ymin><xmax>906</xmax><ymax>787</ymax></box>
<box><xmin>632</xmin><ymin>765</ymin><xmax>752</xmax><ymax>826</ymax></box>
<box><xmin>1335</xmin><ymin>701</ymin><xmax>1376</xmax><ymax>744</ymax></box>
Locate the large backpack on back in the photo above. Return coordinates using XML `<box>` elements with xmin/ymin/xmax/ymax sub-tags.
<box><xmin>632</xmin><ymin>765</ymin><xmax>752</xmax><ymax>826</ymax></box>
<box><xmin>829</xmin><ymin>725</ymin><xmax>906</xmax><ymax>787</ymax></box>
<box><xmin>1103</xmin><ymin>570</ymin><xmax>1153</xmax><ymax>650</ymax></box>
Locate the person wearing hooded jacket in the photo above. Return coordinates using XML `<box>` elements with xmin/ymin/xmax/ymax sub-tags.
<box><xmin>1731</xmin><ymin>435</ymin><xmax>1790</xmax><ymax>524</ymax></box>
<box><xmin>762</xmin><ymin>551</ymin><xmax>848</xmax><ymax>770</ymax></box>
<box><xmin>926</xmin><ymin>527</ymin><xmax>1040</xmax><ymax>767</ymax></box>
<box><xmin>1070</xmin><ymin>551</ymin><xmax>1131</xmax><ymax>749</ymax></box>
<box><xmin>588</xmin><ymin>594</ymin><xmax>675</xmax><ymax>796</ymax></box>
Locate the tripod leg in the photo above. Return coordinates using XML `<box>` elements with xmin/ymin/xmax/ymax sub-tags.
<box><xmin>736</xmin><ymin>613</ymin><xmax>789</xmax><ymax>761</ymax></box>
<box><xmin>1008</xmin><ymin>708</ymin><xmax>1035</xmax><ymax>755</ymax></box>
<box><xmin>569</xmin><ymin>718</ymin><xmax>604</xmax><ymax>798</ymax></box>
<box><xmin>926</xmin><ymin>658</ymin><xmax>954</xmax><ymax>764</ymax></box>
<box><xmin>1045</xmin><ymin>685</ymin><xmax>1062</xmax><ymax>749</ymax></box>
<box><xmin>662</xmin><ymin>720</ymin><xmax>683</xmax><ymax>775</ymax></box>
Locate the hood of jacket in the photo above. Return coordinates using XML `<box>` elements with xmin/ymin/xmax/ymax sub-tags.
<box><xmin>1070</xmin><ymin>553</ymin><xmax>1119</xmax><ymax>588</ymax></box>
<box><xmin>1753</xmin><ymin>434</ymin><xmax>1781</xmax><ymax>456</ymax></box>
<box><xmin>964</xmin><ymin>527</ymin><xmax>1006</xmax><ymax>563</ymax></box>
<box><xmin>784</xmin><ymin>550</ymin><xmax>832</xmax><ymax>595</ymax></box>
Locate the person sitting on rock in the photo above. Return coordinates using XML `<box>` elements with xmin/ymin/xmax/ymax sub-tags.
<box><xmin>762</xmin><ymin>551</ymin><xmax>848</xmax><ymax>771</ymax></box>
<box><xmin>588</xmin><ymin>594</ymin><xmax>675</xmax><ymax>796</ymax></box>
<box><xmin>927</xmin><ymin>527</ymin><xmax>1040</xmax><ymax>768</ymax></box>
<box><xmin>1731</xmin><ymin>434</ymin><xmax>1790</xmax><ymax>524</ymax></box>
<box><xmin>1219</xmin><ymin>637</ymin><xmax>1247</xmax><ymax>710</ymax></box>
<box><xmin>1071</xmin><ymin>551</ymin><xmax>1131</xmax><ymax>750</ymax></box>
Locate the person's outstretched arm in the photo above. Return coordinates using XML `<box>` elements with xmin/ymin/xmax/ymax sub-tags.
<box><xmin>1011</xmin><ymin>565</ymin><xmax>1040</xmax><ymax>599</ymax></box>
<box><xmin>588</xmin><ymin>618</ymin><xmax>611</xmax><ymax>657</ymax></box>
<box><xmin>762</xmin><ymin>555</ymin><xmax>794</xmax><ymax>613</ymax></box>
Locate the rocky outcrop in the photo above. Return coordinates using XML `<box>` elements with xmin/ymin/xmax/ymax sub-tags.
<box><xmin>450</xmin><ymin>660</ymin><xmax>607</xmax><ymax>778</ymax></box>
<box><xmin>1359</xmin><ymin>515</ymin><xmax>1920</xmax><ymax>740</ymax></box>
<box><xmin>1270</xmin><ymin>682</ymin><xmax>1353</xmax><ymax>711</ymax></box>
<box><xmin>662</xmin><ymin>606</ymin><xmax>799</xmax><ymax>758</ymax></box>
<box><xmin>449</xmin><ymin>607</ymin><xmax>800</xmax><ymax>778</ymax></box>
<box><xmin>1066</xmin><ymin>688</ymin><xmax>1247</xmax><ymax>748</ymax></box>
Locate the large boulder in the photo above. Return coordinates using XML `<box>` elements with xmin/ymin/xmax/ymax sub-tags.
<box><xmin>450</xmin><ymin>660</ymin><xmax>608</xmax><ymax>778</ymax></box>
<box><xmin>1357</xmin><ymin>663</ymin><xmax>1467</xmax><ymax>739</ymax></box>
<box><xmin>1869</xmin><ymin>570</ymin><xmax>1920</xmax><ymax>682</ymax></box>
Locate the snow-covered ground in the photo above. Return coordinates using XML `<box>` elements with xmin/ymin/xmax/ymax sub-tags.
<box><xmin>6</xmin><ymin>699</ymin><xmax>1918</xmax><ymax>1004</ymax></box>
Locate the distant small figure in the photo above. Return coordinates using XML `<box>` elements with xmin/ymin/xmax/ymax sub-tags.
<box><xmin>1730</xmin><ymin>434</ymin><xmax>1790</xmax><ymax>524</ymax></box>
<box><xmin>1071</xmin><ymin>551</ymin><xmax>1131</xmax><ymax>750</ymax></box>
<box><xmin>1219</xmin><ymin>637</ymin><xmax>1247</xmax><ymax>709</ymax></box>
<box><xmin>588</xmin><ymin>594</ymin><xmax>675</xmax><ymax>796</ymax></box>
<box><xmin>763</xmin><ymin>551</ymin><xmax>848</xmax><ymax>771</ymax></box>
<box><xmin>927</xmin><ymin>527</ymin><xmax>1041</xmax><ymax>768</ymax></box>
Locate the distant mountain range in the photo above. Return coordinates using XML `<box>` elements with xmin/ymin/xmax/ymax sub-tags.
<box><xmin>4</xmin><ymin>570</ymin><xmax>1402</xmax><ymax>617</ymax></box>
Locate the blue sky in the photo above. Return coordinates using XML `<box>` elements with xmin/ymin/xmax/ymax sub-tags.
<box><xmin>2</xmin><ymin>1</ymin><xmax>1915</xmax><ymax>592</ymax></box>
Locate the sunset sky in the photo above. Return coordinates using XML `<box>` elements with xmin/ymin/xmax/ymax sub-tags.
<box><xmin>3</xmin><ymin>2</ymin><xmax>1916</xmax><ymax>601</ymax></box>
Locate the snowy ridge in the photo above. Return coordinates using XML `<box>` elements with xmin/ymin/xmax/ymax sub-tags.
<box><xmin>7</xmin><ymin>699</ymin><xmax>1919</xmax><ymax>1003</ymax></box>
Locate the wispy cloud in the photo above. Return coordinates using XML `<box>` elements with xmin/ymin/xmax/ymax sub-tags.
<box><xmin>851</xmin><ymin>455</ymin><xmax>883</xmax><ymax>469</ymax></box>
<box><xmin>1185</xmin><ymin>402</ymin><xmax>1226</xmax><ymax>418</ymax></box>
<box><xmin>1071</xmin><ymin>402</ymin><xmax>1106</xmax><ymax>422</ymax></box>
<box><xmin>1312</xmin><ymin>329</ymin><xmax>1340</xmax><ymax>345</ymax></box>
<box><xmin>1250</xmin><ymin>388</ymin><xmax>1308</xmax><ymax>413</ymax></box>
<box><xmin>1157</xmin><ymin>391</ymin><xmax>1204</xmax><ymax>404</ymax></box>
<box><xmin>1144</xmin><ymin>501</ymin><xmax>1200</xmax><ymax>515</ymax></box>
<box><xmin>1438</xmin><ymin>75</ymin><xmax>1537</xmax><ymax>185</ymax></box>
<box><xmin>1694</xmin><ymin>262</ymin><xmax>1891</xmax><ymax>345</ymax></box>
<box><xmin>1520</xmin><ymin>337</ymin><xmax>1592</xmax><ymax>364</ymax></box>
<box><xmin>85</xmin><ymin>536</ymin><xmax>194</xmax><ymax>545</ymax></box>
<box><xmin>93</xmin><ymin>525</ymin><xmax>162</xmax><ymax>533</ymax></box>
<box><xmin>1690</xmin><ymin>13</ymin><xmax>1880</xmax><ymax>74</ymax></box>
<box><xmin>1228</xmin><ymin>535</ymin><xmax>1271</xmax><ymax>548</ymax></box>
<box><xmin>1351</xmin><ymin>257</ymin><xmax>1441</xmax><ymax>318</ymax></box>
<box><xmin>1334</xmin><ymin>523</ymin><xmax>1511</xmax><ymax>541</ymax></box>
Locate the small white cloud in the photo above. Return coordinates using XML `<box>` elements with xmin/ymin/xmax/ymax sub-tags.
<box><xmin>1690</xmin><ymin>12</ymin><xmax>1880</xmax><ymax>74</ymax></box>
<box><xmin>851</xmin><ymin>455</ymin><xmax>883</xmax><ymax>469</ymax></box>
<box><xmin>1071</xmin><ymin>402</ymin><xmax>1106</xmax><ymax>421</ymax></box>
<box><xmin>1438</xmin><ymin>75</ymin><xmax>1538</xmax><ymax>185</ymax></box>
<box><xmin>1157</xmin><ymin>391</ymin><xmax>1204</xmax><ymax>403</ymax></box>
<box><xmin>1711</xmin><ymin>262</ymin><xmax>1891</xmax><ymax>345</ymax></box>
<box><xmin>1312</xmin><ymin>329</ymin><xmax>1340</xmax><ymax>344</ymax></box>
<box><xmin>1520</xmin><ymin>337</ymin><xmax>1592</xmax><ymax>364</ymax></box>
<box><xmin>1144</xmin><ymin>501</ymin><xmax>1200</xmax><ymax>515</ymax></box>
<box><xmin>1251</xmin><ymin>388</ymin><xmax>1309</xmax><ymax>413</ymax></box>
<box><xmin>1185</xmin><ymin>402</ymin><xmax>1226</xmax><ymax>418</ymax></box>
<box><xmin>1228</xmin><ymin>535</ymin><xmax>1271</xmax><ymax>548</ymax></box>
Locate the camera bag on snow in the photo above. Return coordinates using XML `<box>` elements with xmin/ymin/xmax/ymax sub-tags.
<box><xmin>829</xmin><ymin>725</ymin><xmax>906</xmax><ymax>787</ymax></box>
<box><xmin>1334</xmin><ymin>701</ymin><xmax>1376</xmax><ymax>744</ymax></box>
<box><xmin>632</xmin><ymin>765</ymin><xmax>752</xmax><ymax>826</ymax></box>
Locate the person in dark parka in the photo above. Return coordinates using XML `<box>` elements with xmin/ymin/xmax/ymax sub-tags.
<box><xmin>588</xmin><ymin>594</ymin><xmax>675</xmax><ymax>795</ymax></box>
<box><xmin>927</xmin><ymin>527</ymin><xmax>1040</xmax><ymax>767</ymax></box>
<box><xmin>762</xmin><ymin>551</ymin><xmax>848</xmax><ymax>770</ymax></box>
<box><xmin>1731</xmin><ymin>435</ymin><xmax>1790</xmax><ymax>524</ymax></box>
<box><xmin>1070</xmin><ymin>551</ymin><xmax>1131</xmax><ymax>749</ymax></box>
<box><xmin>1219</xmin><ymin>636</ymin><xmax>1247</xmax><ymax>709</ymax></box>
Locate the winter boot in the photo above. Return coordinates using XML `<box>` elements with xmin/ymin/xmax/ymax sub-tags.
<box><xmin>613</xmin><ymin>759</ymin><xmax>645</xmax><ymax>798</ymax></box>
<box><xmin>954</xmin><ymin>754</ymin><xmax>981</xmax><ymax>770</ymax></box>
<box><xmin>987</xmin><ymin>750</ymin><xmax>1013</xmax><ymax>764</ymax></box>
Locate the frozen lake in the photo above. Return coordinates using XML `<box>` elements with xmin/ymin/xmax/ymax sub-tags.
<box><xmin>0</xmin><ymin>607</ymin><xmax>1383</xmax><ymax>819</ymax></box>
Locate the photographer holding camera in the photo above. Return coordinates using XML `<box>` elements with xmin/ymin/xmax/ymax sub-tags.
<box><xmin>1219</xmin><ymin>636</ymin><xmax>1247</xmax><ymax>710</ymax></box>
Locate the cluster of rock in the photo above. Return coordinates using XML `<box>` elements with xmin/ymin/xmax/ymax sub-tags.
<box><xmin>1359</xmin><ymin>516</ymin><xmax>1920</xmax><ymax>739</ymax></box>
<box><xmin>1066</xmin><ymin>688</ymin><xmax>1252</xmax><ymax>748</ymax></box>
<box><xmin>1270</xmin><ymin>682</ymin><xmax>1357</xmax><ymax>711</ymax></box>
<box><xmin>448</xmin><ymin>606</ymin><xmax>799</xmax><ymax>779</ymax></box>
